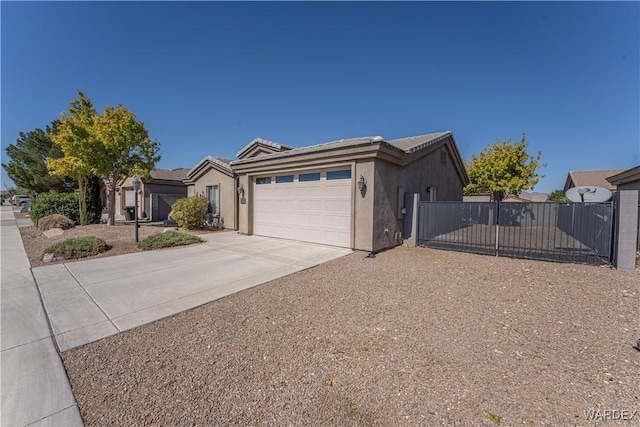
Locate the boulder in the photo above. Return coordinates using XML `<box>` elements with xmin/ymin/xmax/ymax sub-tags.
<box><xmin>43</xmin><ymin>228</ymin><xmax>64</xmax><ymax>238</ymax></box>
<box><xmin>163</xmin><ymin>227</ymin><xmax>179</xmax><ymax>233</ymax></box>
<box><xmin>43</xmin><ymin>253</ymin><xmax>58</xmax><ymax>263</ymax></box>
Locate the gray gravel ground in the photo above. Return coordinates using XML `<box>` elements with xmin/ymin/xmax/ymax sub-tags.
<box><xmin>62</xmin><ymin>246</ymin><xmax>640</xmax><ymax>426</ymax></box>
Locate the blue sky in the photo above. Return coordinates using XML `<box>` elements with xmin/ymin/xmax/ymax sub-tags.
<box><xmin>2</xmin><ymin>1</ymin><xmax>638</xmax><ymax>194</ymax></box>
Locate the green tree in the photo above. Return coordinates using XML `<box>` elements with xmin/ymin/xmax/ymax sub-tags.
<box><xmin>464</xmin><ymin>134</ymin><xmax>545</xmax><ymax>199</ymax></box>
<box><xmin>47</xmin><ymin>93</ymin><xmax>103</xmax><ymax>225</ymax></box>
<box><xmin>547</xmin><ymin>189</ymin><xmax>569</xmax><ymax>202</ymax></box>
<box><xmin>2</xmin><ymin>122</ymin><xmax>76</xmax><ymax>194</ymax></box>
<box><xmin>48</xmin><ymin>91</ymin><xmax>160</xmax><ymax>225</ymax></box>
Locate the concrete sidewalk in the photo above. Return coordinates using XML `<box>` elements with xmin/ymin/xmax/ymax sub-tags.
<box><xmin>34</xmin><ymin>230</ymin><xmax>352</xmax><ymax>352</ymax></box>
<box><xmin>1</xmin><ymin>205</ymin><xmax>83</xmax><ymax>426</ymax></box>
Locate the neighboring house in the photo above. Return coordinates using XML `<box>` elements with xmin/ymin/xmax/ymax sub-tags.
<box><xmin>563</xmin><ymin>169</ymin><xmax>626</xmax><ymax>193</ymax></box>
<box><xmin>606</xmin><ymin>165</ymin><xmax>640</xmax><ymax>192</ymax></box>
<box><xmin>231</xmin><ymin>131</ymin><xmax>469</xmax><ymax>252</ymax></box>
<box><xmin>502</xmin><ymin>192</ymin><xmax>548</xmax><ymax>203</ymax></box>
<box><xmin>463</xmin><ymin>192</ymin><xmax>548</xmax><ymax>202</ymax></box>
<box><xmin>113</xmin><ymin>168</ymin><xmax>189</xmax><ymax>221</ymax></box>
<box><xmin>463</xmin><ymin>193</ymin><xmax>492</xmax><ymax>202</ymax></box>
<box><xmin>184</xmin><ymin>156</ymin><xmax>236</xmax><ymax>229</ymax></box>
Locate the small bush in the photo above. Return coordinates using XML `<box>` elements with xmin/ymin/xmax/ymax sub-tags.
<box><xmin>30</xmin><ymin>192</ymin><xmax>79</xmax><ymax>226</ymax></box>
<box><xmin>37</xmin><ymin>214</ymin><xmax>75</xmax><ymax>231</ymax></box>
<box><xmin>137</xmin><ymin>231</ymin><xmax>204</xmax><ymax>250</ymax></box>
<box><xmin>44</xmin><ymin>236</ymin><xmax>107</xmax><ymax>260</ymax></box>
<box><xmin>169</xmin><ymin>196</ymin><xmax>208</xmax><ymax>230</ymax></box>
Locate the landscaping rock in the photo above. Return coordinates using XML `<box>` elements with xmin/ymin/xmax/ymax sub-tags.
<box><xmin>162</xmin><ymin>227</ymin><xmax>179</xmax><ymax>233</ymax></box>
<box><xmin>37</xmin><ymin>214</ymin><xmax>75</xmax><ymax>231</ymax></box>
<box><xmin>43</xmin><ymin>228</ymin><xmax>64</xmax><ymax>238</ymax></box>
<box><xmin>42</xmin><ymin>253</ymin><xmax>59</xmax><ymax>263</ymax></box>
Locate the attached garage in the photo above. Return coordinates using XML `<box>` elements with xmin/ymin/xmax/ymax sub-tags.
<box><xmin>253</xmin><ymin>169</ymin><xmax>352</xmax><ymax>247</ymax></box>
<box><xmin>232</xmin><ymin>132</ymin><xmax>469</xmax><ymax>252</ymax></box>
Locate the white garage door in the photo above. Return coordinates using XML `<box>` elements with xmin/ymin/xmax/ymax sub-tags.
<box><xmin>253</xmin><ymin>169</ymin><xmax>352</xmax><ymax>247</ymax></box>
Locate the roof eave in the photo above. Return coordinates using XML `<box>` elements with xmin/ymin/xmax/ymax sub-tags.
<box><xmin>606</xmin><ymin>165</ymin><xmax>640</xmax><ymax>185</ymax></box>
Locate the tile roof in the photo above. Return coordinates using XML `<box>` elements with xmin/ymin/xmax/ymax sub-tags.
<box><xmin>386</xmin><ymin>132</ymin><xmax>451</xmax><ymax>153</ymax></box>
<box><xmin>566</xmin><ymin>169</ymin><xmax>626</xmax><ymax>191</ymax></box>
<box><xmin>231</xmin><ymin>132</ymin><xmax>452</xmax><ymax>165</ymax></box>
<box><xmin>149</xmin><ymin>168</ymin><xmax>190</xmax><ymax>181</ymax></box>
<box><xmin>231</xmin><ymin>136</ymin><xmax>381</xmax><ymax>164</ymax></box>
<box><xmin>188</xmin><ymin>156</ymin><xmax>233</xmax><ymax>177</ymax></box>
<box><xmin>236</xmin><ymin>138</ymin><xmax>295</xmax><ymax>158</ymax></box>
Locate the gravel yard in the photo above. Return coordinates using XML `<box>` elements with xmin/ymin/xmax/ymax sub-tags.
<box><xmin>62</xmin><ymin>246</ymin><xmax>640</xmax><ymax>426</ymax></box>
<box><xmin>16</xmin><ymin>213</ymin><xmax>215</xmax><ymax>268</ymax></box>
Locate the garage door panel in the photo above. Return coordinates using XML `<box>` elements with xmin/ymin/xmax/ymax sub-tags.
<box><xmin>283</xmin><ymin>199</ymin><xmax>296</xmax><ymax>210</ymax></box>
<box><xmin>309</xmin><ymin>200</ymin><xmax>323</xmax><ymax>211</ymax></box>
<box><xmin>305</xmin><ymin>214</ymin><xmax>324</xmax><ymax>226</ymax></box>
<box><xmin>253</xmin><ymin>171</ymin><xmax>352</xmax><ymax>248</ymax></box>
<box><xmin>325</xmin><ymin>200</ymin><xmax>339</xmax><ymax>211</ymax></box>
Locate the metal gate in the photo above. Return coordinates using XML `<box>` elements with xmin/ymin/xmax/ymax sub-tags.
<box><xmin>418</xmin><ymin>201</ymin><xmax>615</xmax><ymax>265</ymax></box>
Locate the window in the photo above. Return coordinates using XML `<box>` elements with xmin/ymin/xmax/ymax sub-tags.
<box><xmin>299</xmin><ymin>172</ymin><xmax>321</xmax><ymax>182</ymax></box>
<box><xmin>326</xmin><ymin>169</ymin><xmax>352</xmax><ymax>180</ymax></box>
<box><xmin>256</xmin><ymin>177</ymin><xmax>271</xmax><ymax>184</ymax></box>
<box><xmin>275</xmin><ymin>175</ymin><xmax>294</xmax><ymax>183</ymax></box>
<box><xmin>206</xmin><ymin>185</ymin><xmax>220</xmax><ymax>214</ymax></box>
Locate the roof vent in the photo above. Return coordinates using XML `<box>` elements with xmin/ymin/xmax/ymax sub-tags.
<box><xmin>371</xmin><ymin>136</ymin><xmax>384</xmax><ymax>142</ymax></box>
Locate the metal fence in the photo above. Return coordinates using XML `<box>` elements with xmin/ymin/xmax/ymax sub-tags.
<box><xmin>418</xmin><ymin>201</ymin><xmax>615</xmax><ymax>265</ymax></box>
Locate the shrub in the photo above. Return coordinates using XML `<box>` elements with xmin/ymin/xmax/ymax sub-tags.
<box><xmin>30</xmin><ymin>192</ymin><xmax>79</xmax><ymax>226</ymax></box>
<box><xmin>43</xmin><ymin>236</ymin><xmax>107</xmax><ymax>260</ymax></box>
<box><xmin>37</xmin><ymin>214</ymin><xmax>75</xmax><ymax>231</ymax></box>
<box><xmin>137</xmin><ymin>231</ymin><xmax>204</xmax><ymax>250</ymax></box>
<box><xmin>169</xmin><ymin>196</ymin><xmax>208</xmax><ymax>230</ymax></box>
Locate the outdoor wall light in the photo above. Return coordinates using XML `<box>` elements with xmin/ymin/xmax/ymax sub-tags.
<box><xmin>357</xmin><ymin>175</ymin><xmax>367</xmax><ymax>193</ymax></box>
<box><xmin>237</xmin><ymin>184</ymin><xmax>245</xmax><ymax>196</ymax></box>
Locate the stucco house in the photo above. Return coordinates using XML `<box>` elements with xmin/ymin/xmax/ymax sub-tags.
<box><xmin>113</xmin><ymin>168</ymin><xmax>189</xmax><ymax>221</ymax></box>
<box><xmin>502</xmin><ymin>192</ymin><xmax>548</xmax><ymax>203</ymax></box>
<box><xmin>182</xmin><ymin>139</ymin><xmax>297</xmax><ymax>229</ymax></box>
<box><xmin>606</xmin><ymin>165</ymin><xmax>640</xmax><ymax>192</ymax></box>
<box><xmin>231</xmin><ymin>131</ymin><xmax>468</xmax><ymax>252</ymax></box>
<box><xmin>183</xmin><ymin>156</ymin><xmax>236</xmax><ymax>229</ymax></box>
<box><xmin>563</xmin><ymin>169</ymin><xmax>626</xmax><ymax>193</ymax></box>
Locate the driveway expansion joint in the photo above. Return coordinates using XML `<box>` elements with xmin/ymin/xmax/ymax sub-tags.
<box><xmin>63</xmin><ymin>262</ymin><xmax>120</xmax><ymax>332</ymax></box>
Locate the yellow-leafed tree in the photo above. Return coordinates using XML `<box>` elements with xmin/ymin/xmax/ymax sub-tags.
<box><xmin>48</xmin><ymin>91</ymin><xmax>160</xmax><ymax>225</ymax></box>
<box><xmin>464</xmin><ymin>134</ymin><xmax>544</xmax><ymax>200</ymax></box>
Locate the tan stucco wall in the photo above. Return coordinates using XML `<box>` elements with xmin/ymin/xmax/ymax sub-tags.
<box><xmin>618</xmin><ymin>182</ymin><xmax>640</xmax><ymax>192</ymax></box>
<box><xmin>353</xmin><ymin>160</ymin><xmax>375</xmax><ymax>251</ymax></box>
<box><xmin>190</xmin><ymin>168</ymin><xmax>237</xmax><ymax>229</ymax></box>
<box><xmin>238</xmin><ymin>174</ymin><xmax>251</xmax><ymax>235</ymax></box>
<box><xmin>371</xmin><ymin>145</ymin><xmax>465</xmax><ymax>251</ymax></box>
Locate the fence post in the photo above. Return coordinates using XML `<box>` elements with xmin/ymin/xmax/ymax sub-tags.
<box><xmin>403</xmin><ymin>193</ymin><xmax>420</xmax><ymax>247</ymax></box>
<box><xmin>614</xmin><ymin>190</ymin><xmax>639</xmax><ymax>271</ymax></box>
<box><xmin>494</xmin><ymin>201</ymin><xmax>500</xmax><ymax>256</ymax></box>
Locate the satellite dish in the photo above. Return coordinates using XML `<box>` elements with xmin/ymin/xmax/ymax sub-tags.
<box><xmin>565</xmin><ymin>186</ymin><xmax>613</xmax><ymax>203</ymax></box>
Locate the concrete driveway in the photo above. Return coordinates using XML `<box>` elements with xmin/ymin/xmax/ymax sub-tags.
<box><xmin>33</xmin><ymin>231</ymin><xmax>352</xmax><ymax>352</ymax></box>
